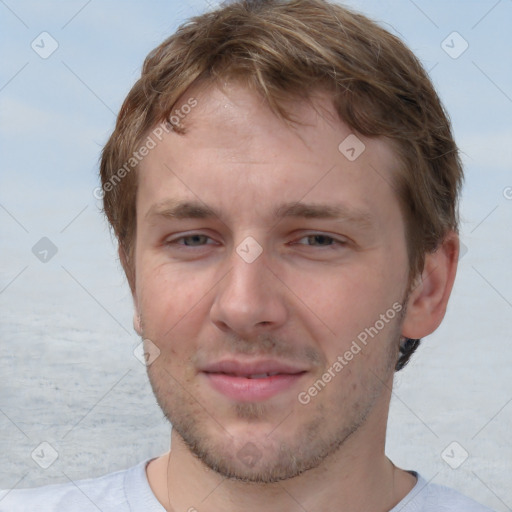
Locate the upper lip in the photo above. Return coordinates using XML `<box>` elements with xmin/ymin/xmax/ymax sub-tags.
<box><xmin>200</xmin><ymin>359</ymin><xmax>308</xmax><ymax>377</ymax></box>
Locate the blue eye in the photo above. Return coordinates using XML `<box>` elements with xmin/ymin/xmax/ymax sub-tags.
<box><xmin>296</xmin><ymin>234</ymin><xmax>344</xmax><ymax>247</ymax></box>
<box><xmin>169</xmin><ymin>234</ymin><xmax>213</xmax><ymax>247</ymax></box>
<box><xmin>165</xmin><ymin>233</ymin><xmax>347</xmax><ymax>252</ymax></box>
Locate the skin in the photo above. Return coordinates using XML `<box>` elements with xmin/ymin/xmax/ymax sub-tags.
<box><xmin>124</xmin><ymin>81</ymin><xmax>459</xmax><ymax>511</ymax></box>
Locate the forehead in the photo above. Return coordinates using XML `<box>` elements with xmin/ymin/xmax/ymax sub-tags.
<box><xmin>137</xmin><ymin>82</ymin><xmax>401</xmax><ymax>226</ymax></box>
<box><xmin>169</xmin><ymin>81</ymin><xmax>354</xmax><ymax>159</ymax></box>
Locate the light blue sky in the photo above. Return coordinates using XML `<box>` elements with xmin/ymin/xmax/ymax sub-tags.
<box><xmin>0</xmin><ymin>0</ymin><xmax>511</xmax><ymax>507</ymax></box>
<box><xmin>1</xmin><ymin>0</ymin><xmax>511</xmax><ymax>204</ymax></box>
<box><xmin>1</xmin><ymin>0</ymin><xmax>510</xmax><ymax>304</ymax></box>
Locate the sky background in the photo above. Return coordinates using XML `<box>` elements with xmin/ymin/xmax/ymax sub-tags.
<box><xmin>0</xmin><ymin>0</ymin><xmax>511</xmax><ymax>510</ymax></box>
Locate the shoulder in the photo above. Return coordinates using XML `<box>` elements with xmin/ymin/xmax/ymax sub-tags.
<box><xmin>0</xmin><ymin>463</ymin><xmax>138</xmax><ymax>512</ymax></box>
<box><xmin>425</xmin><ymin>481</ymin><xmax>495</xmax><ymax>511</ymax></box>
<box><xmin>394</xmin><ymin>472</ymin><xmax>496</xmax><ymax>512</ymax></box>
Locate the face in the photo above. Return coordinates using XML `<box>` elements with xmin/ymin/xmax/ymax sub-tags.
<box><xmin>132</xmin><ymin>82</ymin><xmax>411</xmax><ymax>483</ymax></box>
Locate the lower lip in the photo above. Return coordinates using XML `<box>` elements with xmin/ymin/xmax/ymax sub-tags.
<box><xmin>203</xmin><ymin>372</ymin><xmax>306</xmax><ymax>402</ymax></box>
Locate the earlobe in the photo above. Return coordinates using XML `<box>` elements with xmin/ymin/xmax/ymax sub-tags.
<box><xmin>401</xmin><ymin>231</ymin><xmax>459</xmax><ymax>340</ymax></box>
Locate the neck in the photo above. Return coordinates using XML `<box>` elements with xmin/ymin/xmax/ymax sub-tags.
<box><xmin>147</xmin><ymin>426</ymin><xmax>416</xmax><ymax>512</ymax></box>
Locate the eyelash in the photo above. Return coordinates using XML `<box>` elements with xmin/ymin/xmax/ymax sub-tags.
<box><xmin>294</xmin><ymin>234</ymin><xmax>346</xmax><ymax>247</ymax></box>
<box><xmin>169</xmin><ymin>234</ymin><xmax>216</xmax><ymax>247</ymax></box>
<box><xmin>166</xmin><ymin>233</ymin><xmax>347</xmax><ymax>249</ymax></box>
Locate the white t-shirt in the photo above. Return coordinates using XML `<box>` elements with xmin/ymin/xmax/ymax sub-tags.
<box><xmin>0</xmin><ymin>459</ymin><xmax>495</xmax><ymax>511</ymax></box>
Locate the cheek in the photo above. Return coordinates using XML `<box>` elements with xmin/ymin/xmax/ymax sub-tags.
<box><xmin>290</xmin><ymin>261</ymin><xmax>397</xmax><ymax>325</ymax></box>
<box><xmin>285</xmin><ymin>259</ymin><xmax>404</xmax><ymax>368</ymax></box>
<box><xmin>136</xmin><ymin>260</ymin><xmax>215</xmax><ymax>342</ymax></box>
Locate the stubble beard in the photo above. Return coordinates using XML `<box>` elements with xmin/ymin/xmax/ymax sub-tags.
<box><xmin>143</xmin><ymin>319</ymin><xmax>402</xmax><ymax>484</ymax></box>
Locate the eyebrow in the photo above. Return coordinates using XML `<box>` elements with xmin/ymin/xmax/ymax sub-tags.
<box><xmin>145</xmin><ymin>199</ymin><xmax>375</xmax><ymax>229</ymax></box>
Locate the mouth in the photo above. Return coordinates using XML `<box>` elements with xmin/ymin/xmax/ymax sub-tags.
<box><xmin>200</xmin><ymin>359</ymin><xmax>308</xmax><ymax>402</ymax></box>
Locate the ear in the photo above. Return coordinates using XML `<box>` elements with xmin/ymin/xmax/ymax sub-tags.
<box><xmin>401</xmin><ymin>231</ymin><xmax>459</xmax><ymax>339</ymax></box>
<box><xmin>118</xmin><ymin>245</ymin><xmax>142</xmax><ymax>336</ymax></box>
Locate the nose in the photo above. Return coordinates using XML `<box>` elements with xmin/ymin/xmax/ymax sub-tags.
<box><xmin>210</xmin><ymin>244</ymin><xmax>288</xmax><ymax>338</ymax></box>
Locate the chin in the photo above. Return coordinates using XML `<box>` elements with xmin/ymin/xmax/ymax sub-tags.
<box><xmin>168</xmin><ymin>401</ymin><xmax>357</xmax><ymax>484</ymax></box>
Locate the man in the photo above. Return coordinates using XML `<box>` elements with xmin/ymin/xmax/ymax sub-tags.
<box><xmin>0</xmin><ymin>0</ymin><xmax>495</xmax><ymax>510</ymax></box>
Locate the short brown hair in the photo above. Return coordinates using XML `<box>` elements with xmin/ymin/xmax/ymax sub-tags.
<box><xmin>100</xmin><ymin>0</ymin><xmax>463</xmax><ymax>370</ymax></box>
